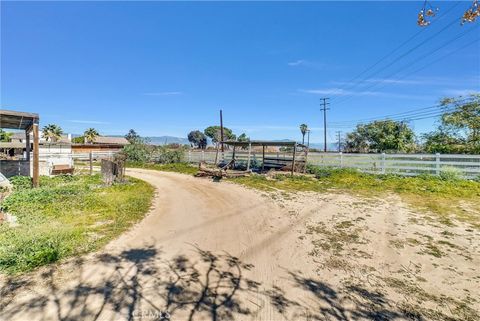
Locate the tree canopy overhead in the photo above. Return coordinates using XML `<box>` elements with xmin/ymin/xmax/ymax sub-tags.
<box><xmin>423</xmin><ymin>94</ymin><xmax>480</xmax><ymax>154</ymax></box>
<box><xmin>345</xmin><ymin>120</ymin><xmax>416</xmax><ymax>153</ymax></box>
<box><xmin>204</xmin><ymin>126</ymin><xmax>236</xmax><ymax>145</ymax></box>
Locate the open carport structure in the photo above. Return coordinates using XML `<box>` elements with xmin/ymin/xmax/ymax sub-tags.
<box><xmin>219</xmin><ymin>140</ymin><xmax>308</xmax><ymax>174</ymax></box>
<box><xmin>0</xmin><ymin>109</ymin><xmax>40</xmax><ymax>187</ymax></box>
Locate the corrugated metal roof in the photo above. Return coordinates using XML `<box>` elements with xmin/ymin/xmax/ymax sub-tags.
<box><xmin>93</xmin><ymin>136</ymin><xmax>129</xmax><ymax>145</ymax></box>
<box><xmin>0</xmin><ymin>142</ymin><xmax>26</xmax><ymax>149</ymax></box>
<box><xmin>0</xmin><ymin>109</ymin><xmax>39</xmax><ymax>130</ymax></box>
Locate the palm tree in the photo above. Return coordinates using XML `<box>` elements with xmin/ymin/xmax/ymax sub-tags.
<box><xmin>42</xmin><ymin>124</ymin><xmax>63</xmax><ymax>142</ymax></box>
<box><xmin>300</xmin><ymin>124</ymin><xmax>308</xmax><ymax>145</ymax></box>
<box><xmin>84</xmin><ymin>128</ymin><xmax>99</xmax><ymax>144</ymax></box>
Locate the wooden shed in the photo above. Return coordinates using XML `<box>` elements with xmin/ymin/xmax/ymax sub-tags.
<box><xmin>0</xmin><ymin>109</ymin><xmax>40</xmax><ymax>186</ymax></box>
<box><xmin>219</xmin><ymin>140</ymin><xmax>308</xmax><ymax>174</ymax></box>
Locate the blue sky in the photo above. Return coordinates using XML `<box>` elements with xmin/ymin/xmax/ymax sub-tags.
<box><xmin>1</xmin><ymin>1</ymin><xmax>479</xmax><ymax>144</ymax></box>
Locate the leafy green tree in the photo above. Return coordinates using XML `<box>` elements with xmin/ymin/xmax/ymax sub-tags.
<box><xmin>71</xmin><ymin>136</ymin><xmax>85</xmax><ymax>144</ymax></box>
<box><xmin>299</xmin><ymin>124</ymin><xmax>308</xmax><ymax>145</ymax></box>
<box><xmin>237</xmin><ymin>133</ymin><xmax>249</xmax><ymax>142</ymax></box>
<box><xmin>345</xmin><ymin>120</ymin><xmax>416</xmax><ymax>153</ymax></box>
<box><xmin>422</xmin><ymin>130</ymin><xmax>466</xmax><ymax>154</ymax></box>
<box><xmin>204</xmin><ymin>126</ymin><xmax>236</xmax><ymax>146</ymax></box>
<box><xmin>0</xmin><ymin>129</ymin><xmax>12</xmax><ymax>142</ymax></box>
<box><xmin>42</xmin><ymin>124</ymin><xmax>63</xmax><ymax>142</ymax></box>
<box><xmin>236</xmin><ymin>133</ymin><xmax>250</xmax><ymax>150</ymax></box>
<box><xmin>422</xmin><ymin>94</ymin><xmax>480</xmax><ymax>154</ymax></box>
<box><xmin>125</xmin><ymin>129</ymin><xmax>142</xmax><ymax>144</ymax></box>
<box><xmin>440</xmin><ymin>94</ymin><xmax>480</xmax><ymax>141</ymax></box>
<box><xmin>84</xmin><ymin>128</ymin><xmax>99</xmax><ymax>144</ymax></box>
<box><xmin>188</xmin><ymin>130</ymin><xmax>207</xmax><ymax>149</ymax></box>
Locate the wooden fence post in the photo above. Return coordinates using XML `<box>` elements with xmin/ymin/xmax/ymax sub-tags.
<box><xmin>435</xmin><ymin>153</ymin><xmax>440</xmax><ymax>176</ymax></box>
<box><xmin>89</xmin><ymin>152</ymin><xmax>93</xmax><ymax>175</ymax></box>
<box><xmin>381</xmin><ymin>153</ymin><xmax>386</xmax><ymax>174</ymax></box>
<box><xmin>247</xmin><ymin>142</ymin><xmax>252</xmax><ymax>171</ymax></box>
<box><xmin>262</xmin><ymin>145</ymin><xmax>265</xmax><ymax>171</ymax></box>
<box><xmin>291</xmin><ymin>144</ymin><xmax>296</xmax><ymax>175</ymax></box>
<box><xmin>32</xmin><ymin>124</ymin><xmax>39</xmax><ymax>187</ymax></box>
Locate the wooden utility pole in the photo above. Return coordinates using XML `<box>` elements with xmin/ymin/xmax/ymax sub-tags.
<box><xmin>32</xmin><ymin>123</ymin><xmax>39</xmax><ymax>187</ymax></box>
<box><xmin>320</xmin><ymin>98</ymin><xmax>330</xmax><ymax>152</ymax></box>
<box><xmin>220</xmin><ymin>109</ymin><xmax>224</xmax><ymax>153</ymax></box>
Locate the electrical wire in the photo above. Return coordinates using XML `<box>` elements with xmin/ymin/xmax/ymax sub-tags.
<box><xmin>329</xmin><ymin>2</ymin><xmax>462</xmax><ymax>100</ymax></box>
<box><xmin>333</xmin><ymin>24</ymin><xmax>479</xmax><ymax>105</ymax></box>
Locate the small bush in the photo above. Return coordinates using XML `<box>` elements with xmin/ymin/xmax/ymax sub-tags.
<box><xmin>439</xmin><ymin>166</ymin><xmax>463</xmax><ymax>181</ymax></box>
<box><xmin>155</xmin><ymin>148</ymin><xmax>184</xmax><ymax>164</ymax></box>
<box><xmin>123</xmin><ymin>143</ymin><xmax>152</xmax><ymax>162</ymax></box>
<box><xmin>307</xmin><ymin>165</ymin><xmax>359</xmax><ymax>179</ymax></box>
<box><xmin>9</xmin><ymin>176</ymin><xmax>32</xmax><ymax>191</ymax></box>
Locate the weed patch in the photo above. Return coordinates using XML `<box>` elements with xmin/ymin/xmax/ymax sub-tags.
<box><xmin>0</xmin><ymin>175</ymin><xmax>154</xmax><ymax>274</ymax></box>
<box><xmin>229</xmin><ymin>167</ymin><xmax>480</xmax><ymax>228</ymax></box>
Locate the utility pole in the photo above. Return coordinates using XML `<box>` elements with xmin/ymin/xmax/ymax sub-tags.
<box><xmin>220</xmin><ymin>109</ymin><xmax>224</xmax><ymax>153</ymax></box>
<box><xmin>320</xmin><ymin>98</ymin><xmax>330</xmax><ymax>152</ymax></box>
<box><xmin>336</xmin><ymin>131</ymin><xmax>342</xmax><ymax>152</ymax></box>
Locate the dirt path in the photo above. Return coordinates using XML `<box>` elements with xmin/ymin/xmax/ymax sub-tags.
<box><xmin>1</xmin><ymin>169</ymin><xmax>478</xmax><ymax>321</ymax></box>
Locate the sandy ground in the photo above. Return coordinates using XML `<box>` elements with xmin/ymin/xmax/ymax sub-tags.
<box><xmin>0</xmin><ymin>168</ymin><xmax>478</xmax><ymax>321</ymax></box>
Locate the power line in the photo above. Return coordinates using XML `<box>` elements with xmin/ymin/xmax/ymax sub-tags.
<box><xmin>330</xmin><ymin>2</ymin><xmax>462</xmax><ymax>100</ymax></box>
<box><xmin>330</xmin><ymin>37</ymin><xmax>480</xmax><ymax>108</ymax></box>
<box><xmin>330</xmin><ymin>99</ymin><xmax>472</xmax><ymax>126</ymax></box>
<box><xmin>328</xmin><ymin>98</ymin><xmax>474</xmax><ymax>129</ymax></box>
<box><xmin>331</xmin><ymin>98</ymin><xmax>472</xmax><ymax>125</ymax></box>
<box><xmin>334</xmin><ymin>24</ymin><xmax>479</xmax><ymax>106</ymax></box>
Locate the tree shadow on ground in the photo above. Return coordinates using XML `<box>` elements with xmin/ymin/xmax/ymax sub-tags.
<box><xmin>0</xmin><ymin>245</ymin><xmax>261</xmax><ymax>321</ymax></box>
<box><xmin>1</xmin><ymin>246</ymin><xmax>427</xmax><ymax>321</ymax></box>
<box><xmin>268</xmin><ymin>270</ymin><xmax>416</xmax><ymax>321</ymax></box>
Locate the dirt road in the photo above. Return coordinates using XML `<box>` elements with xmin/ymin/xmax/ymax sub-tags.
<box><xmin>1</xmin><ymin>169</ymin><xmax>478</xmax><ymax>321</ymax></box>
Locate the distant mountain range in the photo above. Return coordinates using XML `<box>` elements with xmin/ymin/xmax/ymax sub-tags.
<box><xmin>145</xmin><ymin>136</ymin><xmax>338</xmax><ymax>150</ymax></box>
<box><xmin>83</xmin><ymin>134</ymin><xmax>338</xmax><ymax>150</ymax></box>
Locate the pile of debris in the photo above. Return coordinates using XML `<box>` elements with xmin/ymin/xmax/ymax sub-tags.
<box><xmin>195</xmin><ymin>161</ymin><xmax>251</xmax><ymax>178</ymax></box>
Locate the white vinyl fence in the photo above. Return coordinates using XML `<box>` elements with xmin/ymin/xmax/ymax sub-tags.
<box><xmin>185</xmin><ymin>151</ymin><xmax>480</xmax><ymax>179</ymax></box>
<box><xmin>33</xmin><ymin>150</ymin><xmax>480</xmax><ymax>179</ymax></box>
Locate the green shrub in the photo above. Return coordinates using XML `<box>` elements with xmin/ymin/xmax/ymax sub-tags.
<box><xmin>439</xmin><ymin>166</ymin><xmax>463</xmax><ymax>181</ymax></box>
<box><xmin>123</xmin><ymin>143</ymin><xmax>152</xmax><ymax>162</ymax></box>
<box><xmin>307</xmin><ymin>165</ymin><xmax>359</xmax><ymax>179</ymax></box>
<box><xmin>155</xmin><ymin>148</ymin><xmax>184</xmax><ymax>164</ymax></box>
<box><xmin>9</xmin><ymin>176</ymin><xmax>32</xmax><ymax>191</ymax></box>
